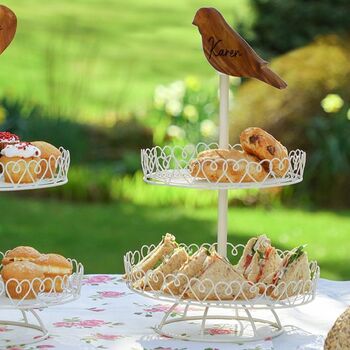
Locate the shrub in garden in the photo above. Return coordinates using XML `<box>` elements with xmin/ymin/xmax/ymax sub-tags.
<box><xmin>0</xmin><ymin>97</ymin><xmax>153</xmax><ymax>169</ymax></box>
<box><xmin>0</xmin><ymin>97</ymin><xmax>89</xmax><ymax>163</ymax></box>
<box><xmin>231</xmin><ymin>35</ymin><xmax>350</xmax><ymax>150</ymax></box>
<box><xmin>250</xmin><ymin>0</ymin><xmax>350</xmax><ymax>57</ymax></box>
<box><xmin>294</xmin><ymin>96</ymin><xmax>350</xmax><ymax>208</ymax></box>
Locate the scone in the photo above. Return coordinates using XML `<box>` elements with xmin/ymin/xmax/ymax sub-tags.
<box><xmin>0</xmin><ymin>142</ymin><xmax>41</xmax><ymax>183</ymax></box>
<box><xmin>2</xmin><ymin>261</ymin><xmax>44</xmax><ymax>299</ymax></box>
<box><xmin>240</xmin><ymin>127</ymin><xmax>289</xmax><ymax>177</ymax></box>
<box><xmin>34</xmin><ymin>254</ymin><xmax>72</xmax><ymax>292</ymax></box>
<box><xmin>2</xmin><ymin>246</ymin><xmax>41</xmax><ymax>266</ymax></box>
<box><xmin>31</xmin><ymin>141</ymin><xmax>61</xmax><ymax>179</ymax></box>
<box><xmin>189</xmin><ymin>149</ymin><xmax>268</xmax><ymax>183</ymax></box>
<box><xmin>0</xmin><ymin>131</ymin><xmax>19</xmax><ymax>150</ymax></box>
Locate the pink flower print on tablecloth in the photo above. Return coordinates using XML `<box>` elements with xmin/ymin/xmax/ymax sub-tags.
<box><xmin>83</xmin><ymin>275</ymin><xmax>114</xmax><ymax>285</ymax></box>
<box><xmin>205</xmin><ymin>326</ymin><xmax>236</xmax><ymax>335</ymax></box>
<box><xmin>89</xmin><ymin>290</ymin><xmax>126</xmax><ymax>300</ymax></box>
<box><xmin>87</xmin><ymin>307</ymin><xmax>106</xmax><ymax>312</ymax></box>
<box><xmin>81</xmin><ymin>333</ymin><xmax>124</xmax><ymax>344</ymax></box>
<box><xmin>95</xmin><ymin>333</ymin><xmax>122</xmax><ymax>341</ymax></box>
<box><xmin>0</xmin><ymin>326</ymin><xmax>11</xmax><ymax>332</ymax></box>
<box><xmin>143</xmin><ymin>305</ymin><xmax>173</xmax><ymax>313</ymax></box>
<box><xmin>98</xmin><ymin>291</ymin><xmax>125</xmax><ymax>298</ymax></box>
<box><xmin>53</xmin><ymin>318</ymin><xmax>106</xmax><ymax>328</ymax></box>
<box><xmin>79</xmin><ymin>320</ymin><xmax>107</xmax><ymax>328</ymax></box>
<box><xmin>137</xmin><ymin>303</ymin><xmax>196</xmax><ymax>318</ymax></box>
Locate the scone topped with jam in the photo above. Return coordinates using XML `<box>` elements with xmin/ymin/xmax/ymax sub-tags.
<box><xmin>0</xmin><ymin>131</ymin><xmax>20</xmax><ymax>150</ymax></box>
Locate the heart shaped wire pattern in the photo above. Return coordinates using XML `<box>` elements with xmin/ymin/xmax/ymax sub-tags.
<box><xmin>0</xmin><ymin>252</ymin><xmax>84</xmax><ymax>309</ymax></box>
<box><xmin>0</xmin><ymin>147</ymin><xmax>70</xmax><ymax>191</ymax></box>
<box><xmin>124</xmin><ymin>242</ymin><xmax>319</xmax><ymax>310</ymax></box>
<box><xmin>141</xmin><ymin>143</ymin><xmax>306</xmax><ymax>189</ymax></box>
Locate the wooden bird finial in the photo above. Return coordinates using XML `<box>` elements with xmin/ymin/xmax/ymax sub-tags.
<box><xmin>0</xmin><ymin>5</ymin><xmax>17</xmax><ymax>55</ymax></box>
<box><xmin>193</xmin><ymin>7</ymin><xmax>287</xmax><ymax>89</ymax></box>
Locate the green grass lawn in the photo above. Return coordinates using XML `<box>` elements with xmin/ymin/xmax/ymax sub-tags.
<box><xmin>0</xmin><ymin>195</ymin><xmax>349</xmax><ymax>280</ymax></box>
<box><xmin>0</xmin><ymin>0</ymin><xmax>252</xmax><ymax>119</ymax></box>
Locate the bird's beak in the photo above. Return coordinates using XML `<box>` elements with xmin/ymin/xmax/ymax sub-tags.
<box><xmin>192</xmin><ymin>18</ymin><xmax>197</xmax><ymax>26</ymax></box>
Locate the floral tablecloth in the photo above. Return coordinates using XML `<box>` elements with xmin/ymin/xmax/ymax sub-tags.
<box><xmin>0</xmin><ymin>275</ymin><xmax>349</xmax><ymax>350</ymax></box>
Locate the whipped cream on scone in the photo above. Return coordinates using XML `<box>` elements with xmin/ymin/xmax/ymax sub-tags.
<box><xmin>1</xmin><ymin>142</ymin><xmax>41</xmax><ymax>158</ymax></box>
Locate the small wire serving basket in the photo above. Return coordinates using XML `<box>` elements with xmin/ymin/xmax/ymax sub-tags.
<box><xmin>0</xmin><ymin>252</ymin><xmax>84</xmax><ymax>347</ymax></box>
<box><xmin>141</xmin><ymin>143</ymin><xmax>306</xmax><ymax>189</ymax></box>
<box><xmin>0</xmin><ymin>258</ymin><xmax>83</xmax><ymax>309</ymax></box>
<box><xmin>0</xmin><ymin>147</ymin><xmax>70</xmax><ymax>190</ymax></box>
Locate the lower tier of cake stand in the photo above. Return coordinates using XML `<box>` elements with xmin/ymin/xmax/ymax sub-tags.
<box><xmin>154</xmin><ymin>302</ymin><xmax>284</xmax><ymax>343</ymax></box>
<box><xmin>0</xmin><ymin>308</ymin><xmax>48</xmax><ymax>347</ymax></box>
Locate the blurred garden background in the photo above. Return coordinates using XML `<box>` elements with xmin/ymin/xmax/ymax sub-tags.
<box><xmin>0</xmin><ymin>0</ymin><xmax>349</xmax><ymax>279</ymax></box>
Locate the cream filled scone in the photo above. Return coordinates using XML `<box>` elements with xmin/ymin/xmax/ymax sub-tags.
<box><xmin>1</xmin><ymin>261</ymin><xmax>44</xmax><ymax>300</ymax></box>
<box><xmin>34</xmin><ymin>254</ymin><xmax>72</xmax><ymax>292</ymax></box>
<box><xmin>0</xmin><ymin>142</ymin><xmax>41</xmax><ymax>183</ymax></box>
<box><xmin>31</xmin><ymin>141</ymin><xmax>61</xmax><ymax>179</ymax></box>
<box><xmin>2</xmin><ymin>246</ymin><xmax>41</xmax><ymax>266</ymax></box>
<box><xmin>0</xmin><ymin>131</ymin><xmax>20</xmax><ymax>150</ymax></box>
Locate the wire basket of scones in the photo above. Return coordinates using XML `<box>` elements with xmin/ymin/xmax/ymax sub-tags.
<box><xmin>0</xmin><ymin>246</ymin><xmax>84</xmax><ymax>308</ymax></box>
<box><xmin>124</xmin><ymin>234</ymin><xmax>319</xmax><ymax>309</ymax></box>
<box><xmin>0</xmin><ymin>131</ymin><xmax>70</xmax><ymax>190</ymax></box>
<box><xmin>141</xmin><ymin>127</ymin><xmax>306</xmax><ymax>189</ymax></box>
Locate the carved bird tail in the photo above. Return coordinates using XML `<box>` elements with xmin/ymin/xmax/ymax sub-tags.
<box><xmin>258</xmin><ymin>66</ymin><xmax>287</xmax><ymax>89</ymax></box>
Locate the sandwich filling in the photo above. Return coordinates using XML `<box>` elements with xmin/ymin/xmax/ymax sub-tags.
<box><xmin>243</xmin><ymin>235</ymin><xmax>272</xmax><ymax>282</ymax></box>
<box><xmin>272</xmin><ymin>245</ymin><xmax>305</xmax><ymax>285</ymax></box>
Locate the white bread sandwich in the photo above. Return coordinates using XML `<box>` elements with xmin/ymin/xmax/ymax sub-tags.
<box><xmin>163</xmin><ymin>247</ymin><xmax>210</xmax><ymax>296</ymax></box>
<box><xmin>269</xmin><ymin>245</ymin><xmax>311</xmax><ymax>300</ymax></box>
<box><xmin>131</xmin><ymin>233</ymin><xmax>178</xmax><ymax>281</ymax></box>
<box><xmin>237</xmin><ymin>235</ymin><xmax>281</xmax><ymax>286</ymax></box>
<box><xmin>136</xmin><ymin>247</ymin><xmax>189</xmax><ymax>291</ymax></box>
<box><xmin>186</xmin><ymin>252</ymin><xmax>258</xmax><ymax>301</ymax></box>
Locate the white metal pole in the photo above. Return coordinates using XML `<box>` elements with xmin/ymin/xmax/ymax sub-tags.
<box><xmin>217</xmin><ymin>73</ymin><xmax>230</xmax><ymax>257</ymax></box>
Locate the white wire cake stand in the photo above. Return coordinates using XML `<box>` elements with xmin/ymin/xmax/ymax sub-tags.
<box><xmin>0</xmin><ymin>147</ymin><xmax>70</xmax><ymax>191</ymax></box>
<box><xmin>0</xmin><ymin>146</ymin><xmax>77</xmax><ymax>346</ymax></box>
<box><xmin>125</xmin><ymin>72</ymin><xmax>317</xmax><ymax>344</ymax></box>
<box><xmin>0</xmin><ymin>255</ymin><xmax>84</xmax><ymax>347</ymax></box>
<box><xmin>124</xmin><ymin>243</ymin><xmax>320</xmax><ymax>342</ymax></box>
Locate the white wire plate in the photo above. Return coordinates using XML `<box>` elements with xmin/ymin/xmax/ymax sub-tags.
<box><xmin>0</xmin><ymin>147</ymin><xmax>70</xmax><ymax>191</ymax></box>
<box><xmin>124</xmin><ymin>243</ymin><xmax>319</xmax><ymax>310</ymax></box>
<box><xmin>141</xmin><ymin>143</ymin><xmax>306</xmax><ymax>189</ymax></box>
<box><xmin>0</xmin><ymin>256</ymin><xmax>84</xmax><ymax>309</ymax></box>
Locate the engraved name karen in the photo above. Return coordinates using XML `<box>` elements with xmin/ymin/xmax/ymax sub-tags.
<box><xmin>208</xmin><ymin>37</ymin><xmax>242</xmax><ymax>59</ymax></box>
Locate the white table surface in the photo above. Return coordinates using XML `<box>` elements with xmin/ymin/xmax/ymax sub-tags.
<box><xmin>0</xmin><ymin>275</ymin><xmax>349</xmax><ymax>350</ymax></box>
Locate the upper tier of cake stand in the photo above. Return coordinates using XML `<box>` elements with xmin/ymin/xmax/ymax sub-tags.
<box><xmin>0</xmin><ymin>147</ymin><xmax>70</xmax><ymax>191</ymax></box>
<box><xmin>141</xmin><ymin>143</ymin><xmax>306</xmax><ymax>190</ymax></box>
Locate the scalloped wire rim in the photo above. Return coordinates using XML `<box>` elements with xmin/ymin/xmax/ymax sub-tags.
<box><xmin>124</xmin><ymin>242</ymin><xmax>319</xmax><ymax>309</ymax></box>
<box><xmin>0</xmin><ymin>147</ymin><xmax>70</xmax><ymax>191</ymax></box>
<box><xmin>0</xmin><ymin>255</ymin><xmax>84</xmax><ymax>309</ymax></box>
<box><xmin>141</xmin><ymin>143</ymin><xmax>306</xmax><ymax>189</ymax></box>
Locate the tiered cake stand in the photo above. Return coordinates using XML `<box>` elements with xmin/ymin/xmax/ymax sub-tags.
<box><xmin>123</xmin><ymin>74</ymin><xmax>319</xmax><ymax>341</ymax></box>
<box><xmin>0</xmin><ymin>148</ymin><xmax>85</xmax><ymax>347</ymax></box>
<box><xmin>123</xmin><ymin>10</ymin><xmax>320</xmax><ymax>339</ymax></box>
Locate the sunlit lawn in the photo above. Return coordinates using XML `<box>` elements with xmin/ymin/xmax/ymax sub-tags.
<box><xmin>0</xmin><ymin>0</ymin><xmax>252</xmax><ymax>118</ymax></box>
<box><xmin>0</xmin><ymin>195</ymin><xmax>349</xmax><ymax>280</ymax></box>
